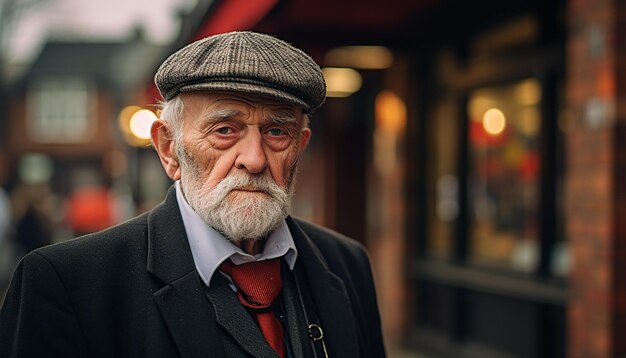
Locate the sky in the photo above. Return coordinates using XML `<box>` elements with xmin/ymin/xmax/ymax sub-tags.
<box><xmin>5</xmin><ymin>0</ymin><xmax>197</xmax><ymax>64</ymax></box>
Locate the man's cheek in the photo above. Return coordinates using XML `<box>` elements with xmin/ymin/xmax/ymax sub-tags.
<box><xmin>210</xmin><ymin>151</ymin><xmax>241</xmax><ymax>175</ymax></box>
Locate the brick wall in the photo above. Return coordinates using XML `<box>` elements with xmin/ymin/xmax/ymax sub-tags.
<box><xmin>566</xmin><ymin>0</ymin><xmax>626</xmax><ymax>356</ymax></box>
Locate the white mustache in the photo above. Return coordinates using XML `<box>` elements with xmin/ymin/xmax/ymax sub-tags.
<box><xmin>212</xmin><ymin>172</ymin><xmax>287</xmax><ymax>203</ymax></box>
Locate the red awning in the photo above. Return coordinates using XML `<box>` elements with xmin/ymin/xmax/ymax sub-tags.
<box><xmin>193</xmin><ymin>0</ymin><xmax>278</xmax><ymax>40</ymax></box>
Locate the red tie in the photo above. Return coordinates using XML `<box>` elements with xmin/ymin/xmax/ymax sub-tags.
<box><xmin>220</xmin><ymin>258</ymin><xmax>285</xmax><ymax>357</ymax></box>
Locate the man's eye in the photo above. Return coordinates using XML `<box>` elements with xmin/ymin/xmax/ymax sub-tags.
<box><xmin>268</xmin><ymin>128</ymin><xmax>285</xmax><ymax>136</ymax></box>
<box><xmin>215</xmin><ymin>127</ymin><xmax>233</xmax><ymax>135</ymax></box>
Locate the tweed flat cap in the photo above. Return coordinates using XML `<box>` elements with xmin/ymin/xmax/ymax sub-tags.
<box><xmin>155</xmin><ymin>31</ymin><xmax>326</xmax><ymax>112</ymax></box>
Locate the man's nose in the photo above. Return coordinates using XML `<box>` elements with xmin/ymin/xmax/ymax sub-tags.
<box><xmin>234</xmin><ymin>128</ymin><xmax>268</xmax><ymax>174</ymax></box>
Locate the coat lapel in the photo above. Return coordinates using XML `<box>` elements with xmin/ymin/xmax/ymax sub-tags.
<box><xmin>286</xmin><ymin>217</ymin><xmax>360</xmax><ymax>357</ymax></box>
<box><xmin>147</xmin><ymin>187</ymin><xmax>226</xmax><ymax>358</ymax></box>
<box><xmin>205</xmin><ymin>273</ymin><xmax>280</xmax><ymax>358</ymax></box>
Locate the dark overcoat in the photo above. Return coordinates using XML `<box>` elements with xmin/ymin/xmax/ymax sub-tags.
<box><xmin>0</xmin><ymin>187</ymin><xmax>385</xmax><ymax>357</ymax></box>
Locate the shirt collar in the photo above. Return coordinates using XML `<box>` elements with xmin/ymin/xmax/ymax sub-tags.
<box><xmin>175</xmin><ymin>181</ymin><xmax>298</xmax><ymax>286</ymax></box>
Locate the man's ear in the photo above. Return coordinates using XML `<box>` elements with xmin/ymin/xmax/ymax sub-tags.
<box><xmin>299</xmin><ymin>127</ymin><xmax>311</xmax><ymax>151</ymax></box>
<box><xmin>151</xmin><ymin>120</ymin><xmax>181</xmax><ymax>180</ymax></box>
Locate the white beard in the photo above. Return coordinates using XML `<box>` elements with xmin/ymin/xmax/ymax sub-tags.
<box><xmin>177</xmin><ymin>145</ymin><xmax>295</xmax><ymax>243</ymax></box>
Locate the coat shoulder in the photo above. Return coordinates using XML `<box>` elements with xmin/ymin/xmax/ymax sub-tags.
<box><xmin>32</xmin><ymin>211</ymin><xmax>150</xmax><ymax>267</ymax></box>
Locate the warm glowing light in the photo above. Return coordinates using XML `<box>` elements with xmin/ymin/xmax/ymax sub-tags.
<box><xmin>324</xmin><ymin>46</ymin><xmax>394</xmax><ymax>69</ymax></box>
<box><xmin>373</xmin><ymin>90</ymin><xmax>406</xmax><ymax>176</ymax></box>
<box><xmin>129</xmin><ymin>109</ymin><xmax>157</xmax><ymax>140</ymax></box>
<box><xmin>375</xmin><ymin>90</ymin><xmax>406</xmax><ymax>134</ymax></box>
<box><xmin>323</xmin><ymin>67</ymin><xmax>362</xmax><ymax>97</ymax></box>
<box><xmin>482</xmin><ymin>108</ymin><xmax>506</xmax><ymax>135</ymax></box>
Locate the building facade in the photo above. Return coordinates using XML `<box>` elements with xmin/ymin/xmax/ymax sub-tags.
<box><xmin>172</xmin><ymin>0</ymin><xmax>622</xmax><ymax>356</ymax></box>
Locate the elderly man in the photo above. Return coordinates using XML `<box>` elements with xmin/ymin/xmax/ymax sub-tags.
<box><xmin>0</xmin><ymin>31</ymin><xmax>385</xmax><ymax>358</ymax></box>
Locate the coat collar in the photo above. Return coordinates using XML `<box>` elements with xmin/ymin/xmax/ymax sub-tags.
<box><xmin>148</xmin><ymin>186</ymin><xmax>226</xmax><ymax>358</ymax></box>
<box><xmin>147</xmin><ymin>186</ymin><xmax>196</xmax><ymax>283</ymax></box>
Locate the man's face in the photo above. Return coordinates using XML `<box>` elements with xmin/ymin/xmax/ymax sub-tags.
<box><xmin>168</xmin><ymin>91</ymin><xmax>310</xmax><ymax>241</ymax></box>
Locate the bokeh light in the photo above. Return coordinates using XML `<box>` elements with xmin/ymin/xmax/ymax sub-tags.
<box><xmin>482</xmin><ymin>108</ymin><xmax>507</xmax><ymax>135</ymax></box>
<box><xmin>129</xmin><ymin>109</ymin><xmax>157</xmax><ymax>140</ymax></box>
<box><xmin>323</xmin><ymin>67</ymin><xmax>362</xmax><ymax>98</ymax></box>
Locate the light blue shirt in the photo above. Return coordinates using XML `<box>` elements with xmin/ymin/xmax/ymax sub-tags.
<box><xmin>175</xmin><ymin>181</ymin><xmax>298</xmax><ymax>287</ymax></box>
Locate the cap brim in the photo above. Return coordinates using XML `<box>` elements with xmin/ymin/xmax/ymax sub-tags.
<box><xmin>179</xmin><ymin>81</ymin><xmax>311</xmax><ymax>112</ymax></box>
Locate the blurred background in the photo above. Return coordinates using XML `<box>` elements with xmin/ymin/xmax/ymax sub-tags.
<box><xmin>0</xmin><ymin>0</ymin><xmax>624</xmax><ymax>357</ymax></box>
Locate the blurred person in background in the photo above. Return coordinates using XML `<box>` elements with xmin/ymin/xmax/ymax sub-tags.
<box><xmin>0</xmin><ymin>154</ymin><xmax>56</xmax><ymax>306</ymax></box>
<box><xmin>0</xmin><ymin>31</ymin><xmax>385</xmax><ymax>358</ymax></box>
<box><xmin>0</xmin><ymin>155</ymin><xmax>54</xmax><ymax>292</ymax></box>
<box><xmin>9</xmin><ymin>155</ymin><xmax>54</xmax><ymax>256</ymax></box>
<box><xmin>11</xmin><ymin>184</ymin><xmax>53</xmax><ymax>255</ymax></box>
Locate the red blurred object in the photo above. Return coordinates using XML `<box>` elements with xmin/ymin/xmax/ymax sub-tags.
<box><xmin>66</xmin><ymin>186</ymin><xmax>115</xmax><ymax>235</ymax></box>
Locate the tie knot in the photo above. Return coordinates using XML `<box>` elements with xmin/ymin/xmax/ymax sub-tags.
<box><xmin>220</xmin><ymin>258</ymin><xmax>283</xmax><ymax>309</ymax></box>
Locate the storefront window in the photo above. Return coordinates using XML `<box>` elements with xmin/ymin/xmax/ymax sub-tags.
<box><xmin>467</xmin><ymin>78</ymin><xmax>542</xmax><ymax>271</ymax></box>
